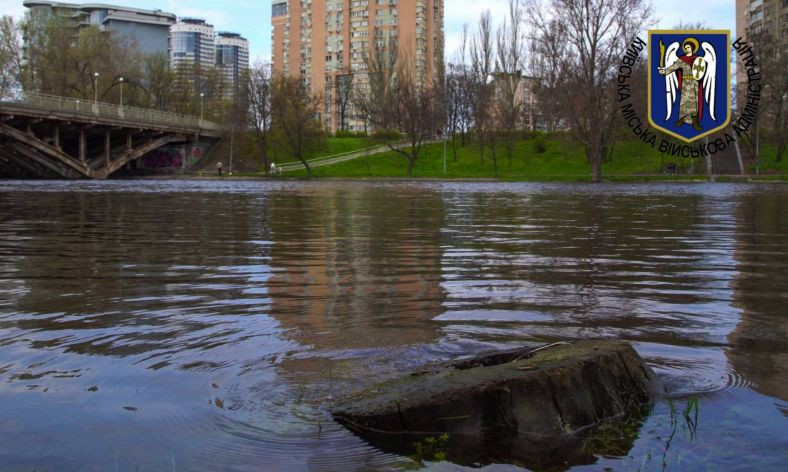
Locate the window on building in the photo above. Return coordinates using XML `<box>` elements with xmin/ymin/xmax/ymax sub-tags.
<box><xmin>272</xmin><ymin>2</ymin><xmax>288</xmax><ymax>17</ymax></box>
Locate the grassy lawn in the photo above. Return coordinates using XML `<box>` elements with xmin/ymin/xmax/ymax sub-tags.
<box><xmin>267</xmin><ymin>136</ymin><xmax>373</xmax><ymax>164</ymax></box>
<box><xmin>749</xmin><ymin>143</ymin><xmax>787</xmax><ymax>174</ymax></box>
<box><xmin>285</xmin><ymin>136</ymin><xmax>702</xmax><ymax>180</ymax></box>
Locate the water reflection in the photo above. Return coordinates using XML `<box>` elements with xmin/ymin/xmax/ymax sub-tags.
<box><xmin>437</xmin><ymin>186</ymin><xmax>739</xmax><ymax>351</ymax></box>
<box><xmin>0</xmin><ymin>181</ymin><xmax>786</xmax><ymax>471</ymax></box>
<box><xmin>729</xmin><ymin>191</ymin><xmax>788</xmax><ymax>405</ymax></box>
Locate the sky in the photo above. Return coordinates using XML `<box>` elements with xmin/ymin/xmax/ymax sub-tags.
<box><xmin>0</xmin><ymin>0</ymin><xmax>737</xmax><ymax>64</ymax></box>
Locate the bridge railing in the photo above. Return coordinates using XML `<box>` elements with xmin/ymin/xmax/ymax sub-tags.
<box><xmin>9</xmin><ymin>93</ymin><xmax>224</xmax><ymax>132</ymax></box>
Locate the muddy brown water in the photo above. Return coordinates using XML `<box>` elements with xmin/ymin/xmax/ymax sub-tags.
<box><xmin>0</xmin><ymin>180</ymin><xmax>785</xmax><ymax>471</ymax></box>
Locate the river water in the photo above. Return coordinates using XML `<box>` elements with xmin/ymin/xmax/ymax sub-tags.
<box><xmin>0</xmin><ymin>180</ymin><xmax>785</xmax><ymax>471</ymax></box>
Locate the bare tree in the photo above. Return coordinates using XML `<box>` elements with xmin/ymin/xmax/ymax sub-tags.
<box><xmin>245</xmin><ymin>63</ymin><xmax>273</xmax><ymax>172</ymax></box>
<box><xmin>494</xmin><ymin>0</ymin><xmax>526</xmax><ymax>166</ymax></box>
<box><xmin>25</xmin><ymin>13</ymin><xmax>143</xmax><ymax>102</ymax></box>
<box><xmin>387</xmin><ymin>59</ymin><xmax>441</xmax><ymax>176</ymax></box>
<box><xmin>456</xmin><ymin>26</ymin><xmax>476</xmax><ymax>148</ymax></box>
<box><xmin>469</xmin><ymin>11</ymin><xmax>495</xmax><ymax>169</ymax></box>
<box><xmin>444</xmin><ymin>63</ymin><xmax>464</xmax><ymax>161</ymax></box>
<box><xmin>271</xmin><ymin>74</ymin><xmax>324</xmax><ymax>176</ymax></box>
<box><xmin>0</xmin><ymin>16</ymin><xmax>23</xmax><ymax>99</ymax></box>
<box><xmin>528</xmin><ymin>0</ymin><xmax>653</xmax><ymax>182</ymax></box>
<box><xmin>141</xmin><ymin>53</ymin><xmax>176</xmax><ymax>111</ymax></box>
<box><xmin>334</xmin><ymin>67</ymin><xmax>356</xmax><ymax>132</ymax></box>
<box><xmin>355</xmin><ymin>34</ymin><xmax>399</xmax><ymax>132</ymax></box>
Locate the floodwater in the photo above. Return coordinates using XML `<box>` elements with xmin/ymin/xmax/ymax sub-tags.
<box><xmin>0</xmin><ymin>180</ymin><xmax>785</xmax><ymax>471</ymax></box>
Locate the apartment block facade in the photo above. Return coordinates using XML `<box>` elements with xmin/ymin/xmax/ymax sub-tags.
<box><xmin>735</xmin><ymin>0</ymin><xmax>787</xmax><ymax>84</ymax></box>
<box><xmin>271</xmin><ymin>0</ymin><xmax>444</xmax><ymax>132</ymax></box>
<box><xmin>23</xmin><ymin>1</ymin><xmax>176</xmax><ymax>57</ymax></box>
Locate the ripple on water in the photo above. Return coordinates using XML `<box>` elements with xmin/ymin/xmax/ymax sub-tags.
<box><xmin>0</xmin><ymin>181</ymin><xmax>786</xmax><ymax>470</ymax></box>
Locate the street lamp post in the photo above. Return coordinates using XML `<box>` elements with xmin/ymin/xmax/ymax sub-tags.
<box><xmin>200</xmin><ymin>92</ymin><xmax>205</xmax><ymax>125</ymax></box>
<box><xmin>93</xmin><ymin>72</ymin><xmax>99</xmax><ymax>104</ymax></box>
<box><xmin>119</xmin><ymin>77</ymin><xmax>124</xmax><ymax>107</ymax></box>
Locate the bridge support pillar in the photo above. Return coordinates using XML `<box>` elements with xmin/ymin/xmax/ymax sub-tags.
<box><xmin>126</xmin><ymin>132</ymin><xmax>132</xmax><ymax>151</ymax></box>
<box><xmin>53</xmin><ymin>126</ymin><xmax>60</xmax><ymax>150</ymax></box>
<box><xmin>79</xmin><ymin>128</ymin><xmax>86</xmax><ymax>164</ymax></box>
<box><xmin>104</xmin><ymin>129</ymin><xmax>111</xmax><ymax>167</ymax></box>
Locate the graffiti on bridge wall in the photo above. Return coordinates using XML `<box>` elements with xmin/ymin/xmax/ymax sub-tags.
<box><xmin>136</xmin><ymin>143</ymin><xmax>210</xmax><ymax>170</ymax></box>
<box><xmin>140</xmin><ymin>147</ymin><xmax>185</xmax><ymax>169</ymax></box>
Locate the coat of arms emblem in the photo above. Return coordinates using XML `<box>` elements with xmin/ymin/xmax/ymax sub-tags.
<box><xmin>648</xmin><ymin>30</ymin><xmax>731</xmax><ymax>143</ymax></box>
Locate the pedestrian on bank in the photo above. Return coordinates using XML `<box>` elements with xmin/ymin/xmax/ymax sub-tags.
<box><xmin>216</xmin><ymin>161</ymin><xmax>223</xmax><ymax>176</ymax></box>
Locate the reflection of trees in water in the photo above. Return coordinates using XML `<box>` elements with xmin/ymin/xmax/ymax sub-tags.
<box><xmin>440</xmin><ymin>190</ymin><xmax>722</xmax><ymax>342</ymax></box>
<box><xmin>729</xmin><ymin>192</ymin><xmax>788</xmax><ymax>403</ymax></box>
<box><xmin>1</xmin><ymin>190</ymin><xmax>272</xmax><ymax>361</ymax></box>
<box><xmin>266</xmin><ymin>185</ymin><xmax>446</xmax><ymax>353</ymax></box>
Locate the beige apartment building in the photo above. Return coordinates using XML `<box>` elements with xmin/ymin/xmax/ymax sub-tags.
<box><xmin>271</xmin><ymin>0</ymin><xmax>444</xmax><ymax>132</ymax></box>
<box><xmin>735</xmin><ymin>0</ymin><xmax>787</xmax><ymax>84</ymax></box>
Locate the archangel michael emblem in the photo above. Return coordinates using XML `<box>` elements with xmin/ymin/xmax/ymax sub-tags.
<box><xmin>648</xmin><ymin>30</ymin><xmax>731</xmax><ymax>143</ymax></box>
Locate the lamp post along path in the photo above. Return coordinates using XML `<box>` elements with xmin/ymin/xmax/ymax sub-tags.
<box><xmin>200</xmin><ymin>93</ymin><xmax>205</xmax><ymax>127</ymax></box>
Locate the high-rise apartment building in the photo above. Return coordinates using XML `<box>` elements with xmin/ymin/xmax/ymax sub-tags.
<box><xmin>735</xmin><ymin>0</ymin><xmax>787</xmax><ymax>85</ymax></box>
<box><xmin>216</xmin><ymin>32</ymin><xmax>250</xmax><ymax>99</ymax></box>
<box><xmin>23</xmin><ymin>1</ymin><xmax>176</xmax><ymax>57</ymax></box>
<box><xmin>169</xmin><ymin>18</ymin><xmax>216</xmax><ymax>72</ymax></box>
<box><xmin>271</xmin><ymin>0</ymin><xmax>444</xmax><ymax>132</ymax></box>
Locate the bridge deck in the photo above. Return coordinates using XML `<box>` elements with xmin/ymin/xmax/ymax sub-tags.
<box><xmin>0</xmin><ymin>94</ymin><xmax>224</xmax><ymax>179</ymax></box>
<box><xmin>0</xmin><ymin>93</ymin><xmax>223</xmax><ymax>137</ymax></box>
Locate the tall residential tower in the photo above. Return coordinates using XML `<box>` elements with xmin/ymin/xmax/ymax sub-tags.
<box><xmin>216</xmin><ymin>32</ymin><xmax>250</xmax><ymax>99</ymax></box>
<box><xmin>271</xmin><ymin>0</ymin><xmax>444</xmax><ymax>132</ymax></box>
<box><xmin>169</xmin><ymin>18</ymin><xmax>216</xmax><ymax>71</ymax></box>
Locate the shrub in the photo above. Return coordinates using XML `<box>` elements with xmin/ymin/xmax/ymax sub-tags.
<box><xmin>335</xmin><ymin>129</ymin><xmax>368</xmax><ymax>138</ymax></box>
<box><xmin>371</xmin><ymin>129</ymin><xmax>403</xmax><ymax>142</ymax></box>
<box><xmin>533</xmin><ymin>136</ymin><xmax>547</xmax><ymax>153</ymax></box>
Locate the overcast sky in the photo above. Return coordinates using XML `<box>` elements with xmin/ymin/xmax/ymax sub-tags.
<box><xmin>0</xmin><ymin>0</ymin><xmax>736</xmax><ymax>64</ymax></box>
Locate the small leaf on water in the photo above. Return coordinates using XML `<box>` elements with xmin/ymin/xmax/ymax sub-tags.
<box><xmin>215</xmin><ymin>398</ymin><xmax>224</xmax><ymax>409</ymax></box>
<box><xmin>212</xmin><ymin>383</ymin><xmax>219</xmax><ymax>389</ymax></box>
<box><xmin>87</xmin><ymin>386</ymin><xmax>98</xmax><ymax>392</ymax></box>
<box><xmin>123</xmin><ymin>406</ymin><xmax>138</xmax><ymax>411</ymax></box>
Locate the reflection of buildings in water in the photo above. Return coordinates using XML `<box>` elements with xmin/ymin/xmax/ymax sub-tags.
<box><xmin>266</xmin><ymin>185</ymin><xmax>446</xmax><ymax>353</ymax></box>
<box><xmin>4</xmin><ymin>191</ymin><xmax>271</xmax><ymax>360</ymax></box>
<box><xmin>728</xmin><ymin>193</ymin><xmax>788</xmax><ymax>403</ymax></box>
<box><xmin>439</xmin><ymin>191</ymin><xmax>715</xmax><ymax>330</ymax></box>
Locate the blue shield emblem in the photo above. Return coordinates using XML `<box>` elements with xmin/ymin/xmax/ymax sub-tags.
<box><xmin>648</xmin><ymin>30</ymin><xmax>731</xmax><ymax>143</ymax></box>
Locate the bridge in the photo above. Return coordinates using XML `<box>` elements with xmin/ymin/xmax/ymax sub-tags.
<box><xmin>0</xmin><ymin>93</ymin><xmax>224</xmax><ymax>179</ymax></box>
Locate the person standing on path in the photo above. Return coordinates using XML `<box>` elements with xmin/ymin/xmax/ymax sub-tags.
<box><xmin>216</xmin><ymin>161</ymin><xmax>223</xmax><ymax>176</ymax></box>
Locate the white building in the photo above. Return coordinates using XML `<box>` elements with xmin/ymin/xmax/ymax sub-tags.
<box><xmin>169</xmin><ymin>18</ymin><xmax>216</xmax><ymax>71</ymax></box>
<box><xmin>215</xmin><ymin>32</ymin><xmax>250</xmax><ymax>100</ymax></box>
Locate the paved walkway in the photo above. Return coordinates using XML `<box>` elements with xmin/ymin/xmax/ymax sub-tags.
<box><xmin>276</xmin><ymin>141</ymin><xmax>423</xmax><ymax>173</ymax></box>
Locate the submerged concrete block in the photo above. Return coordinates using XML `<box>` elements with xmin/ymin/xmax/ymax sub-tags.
<box><xmin>332</xmin><ymin>341</ymin><xmax>660</xmax><ymax>466</ymax></box>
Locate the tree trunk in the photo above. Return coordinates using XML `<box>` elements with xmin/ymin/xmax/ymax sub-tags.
<box><xmin>300</xmin><ymin>157</ymin><xmax>312</xmax><ymax>177</ymax></box>
<box><xmin>490</xmin><ymin>139</ymin><xmax>498</xmax><ymax>176</ymax></box>
<box><xmin>506</xmin><ymin>139</ymin><xmax>513</xmax><ymax>167</ymax></box>
<box><xmin>587</xmin><ymin>146</ymin><xmax>603</xmax><ymax>183</ymax></box>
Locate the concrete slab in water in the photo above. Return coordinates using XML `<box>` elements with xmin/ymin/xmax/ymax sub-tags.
<box><xmin>332</xmin><ymin>341</ymin><xmax>661</xmax><ymax>466</ymax></box>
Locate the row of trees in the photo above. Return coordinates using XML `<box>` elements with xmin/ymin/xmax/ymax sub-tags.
<box><xmin>0</xmin><ymin>13</ymin><xmax>232</xmax><ymax>118</ymax></box>
<box><xmin>3</xmin><ymin>1</ymin><xmax>784</xmax><ymax>180</ymax></box>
